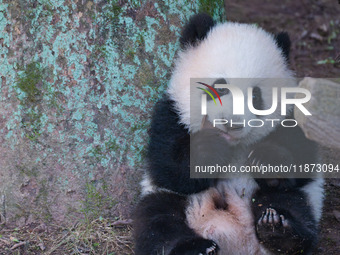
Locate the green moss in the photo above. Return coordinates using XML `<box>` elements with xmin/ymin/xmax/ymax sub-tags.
<box><xmin>35</xmin><ymin>180</ymin><xmax>53</xmax><ymax>222</ymax></box>
<box><xmin>21</xmin><ymin>109</ymin><xmax>43</xmax><ymax>142</ymax></box>
<box><xmin>17</xmin><ymin>166</ymin><xmax>38</xmax><ymax>178</ymax></box>
<box><xmin>16</xmin><ymin>62</ymin><xmax>57</xmax><ymax>141</ymax></box>
<box><xmin>81</xmin><ymin>182</ymin><xmax>117</xmax><ymax>220</ymax></box>
<box><xmin>110</xmin><ymin>2</ymin><xmax>123</xmax><ymax>18</ymax></box>
<box><xmin>91</xmin><ymin>45</ymin><xmax>109</xmax><ymax>61</ymax></box>
<box><xmin>137</xmin><ymin>32</ymin><xmax>146</xmax><ymax>48</ymax></box>
<box><xmin>41</xmin><ymin>1</ymin><xmax>55</xmax><ymax>17</ymax></box>
<box><xmin>130</xmin><ymin>120</ymin><xmax>148</xmax><ymax>132</ymax></box>
<box><xmin>105</xmin><ymin>139</ymin><xmax>119</xmax><ymax>151</ymax></box>
<box><xmin>89</xmin><ymin>146</ymin><xmax>102</xmax><ymax>161</ymax></box>
<box><xmin>88</xmin><ymin>138</ymin><xmax>119</xmax><ymax>163</ymax></box>
<box><xmin>125</xmin><ymin>48</ymin><xmax>136</xmax><ymax>60</ymax></box>
<box><xmin>16</xmin><ymin>62</ymin><xmax>44</xmax><ymax>103</ymax></box>
<box><xmin>134</xmin><ymin>62</ymin><xmax>154</xmax><ymax>88</ymax></box>
<box><xmin>104</xmin><ymin>0</ymin><xmax>123</xmax><ymax>27</ymax></box>
<box><xmin>138</xmin><ymin>145</ymin><xmax>147</xmax><ymax>161</ymax></box>
<box><xmin>198</xmin><ymin>0</ymin><xmax>225</xmax><ymax>22</ymax></box>
<box><xmin>128</xmin><ymin>0</ymin><xmax>142</xmax><ymax>9</ymax></box>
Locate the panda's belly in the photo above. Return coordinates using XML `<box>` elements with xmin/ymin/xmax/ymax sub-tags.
<box><xmin>186</xmin><ymin>178</ymin><xmax>271</xmax><ymax>255</ymax></box>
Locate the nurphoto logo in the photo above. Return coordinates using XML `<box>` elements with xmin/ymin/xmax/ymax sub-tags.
<box><xmin>198</xmin><ymin>82</ymin><xmax>312</xmax><ymax>116</ymax></box>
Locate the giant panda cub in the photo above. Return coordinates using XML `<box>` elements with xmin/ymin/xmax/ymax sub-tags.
<box><xmin>134</xmin><ymin>13</ymin><xmax>324</xmax><ymax>255</ymax></box>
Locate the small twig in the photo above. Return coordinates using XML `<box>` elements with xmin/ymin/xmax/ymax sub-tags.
<box><xmin>0</xmin><ymin>238</ymin><xmax>11</xmax><ymax>245</ymax></box>
<box><xmin>335</xmin><ymin>53</ymin><xmax>340</xmax><ymax>64</ymax></box>
<box><xmin>10</xmin><ymin>241</ymin><xmax>26</xmax><ymax>250</ymax></box>
<box><xmin>110</xmin><ymin>219</ymin><xmax>133</xmax><ymax>227</ymax></box>
<box><xmin>0</xmin><ymin>229</ymin><xmax>14</xmax><ymax>232</ymax></box>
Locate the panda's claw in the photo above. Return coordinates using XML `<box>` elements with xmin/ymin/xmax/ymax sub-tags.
<box><xmin>280</xmin><ymin>214</ymin><xmax>289</xmax><ymax>228</ymax></box>
<box><xmin>268</xmin><ymin>209</ymin><xmax>273</xmax><ymax>224</ymax></box>
<box><xmin>262</xmin><ymin>208</ymin><xmax>269</xmax><ymax>224</ymax></box>
<box><xmin>258</xmin><ymin>211</ymin><xmax>265</xmax><ymax>226</ymax></box>
<box><xmin>248</xmin><ymin>153</ymin><xmax>263</xmax><ymax>167</ymax></box>
<box><xmin>248</xmin><ymin>150</ymin><xmax>254</xmax><ymax>158</ymax></box>
<box><xmin>170</xmin><ymin>238</ymin><xmax>218</xmax><ymax>255</ymax></box>
<box><xmin>206</xmin><ymin>241</ymin><xmax>218</xmax><ymax>255</ymax></box>
<box><xmin>273</xmin><ymin>209</ymin><xmax>280</xmax><ymax>224</ymax></box>
<box><xmin>257</xmin><ymin>207</ymin><xmax>290</xmax><ymax>230</ymax></box>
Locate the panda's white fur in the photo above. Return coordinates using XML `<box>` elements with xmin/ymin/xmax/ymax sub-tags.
<box><xmin>168</xmin><ymin>22</ymin><xmax>295</xmax><ymax>136</ymax></box>
<box><xmin>140</xmin><ymin>172</ymin><xmax>172</xmax><ymax>196</ymax></box>
<box><xmin>301</xmin><ymin>177</ymin><xmax>324</xmax><ymax>222</ymax></box>
<box><xmin>185</xmin><ymin>178</ymin><xmax>270</xmax><ymax>255</ymax></box>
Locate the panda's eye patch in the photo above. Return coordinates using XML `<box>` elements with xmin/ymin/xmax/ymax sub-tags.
<box><xmin>252</xmin><ymin>86</ymin><xmax>263</xmax><ymax>110</ymax></box>
<box><xmin>206</xmin><ymin>78</ymin><xmax>229</xmax><ymax>101</ymax></box>
<box><xmin>213</xmin><ymin>78</ymin><xmax>229</xmax><ymax>96</ymax></box>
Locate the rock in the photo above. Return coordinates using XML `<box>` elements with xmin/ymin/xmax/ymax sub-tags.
<box><xmin>295</xmin><ymin>78</ymin><xmax>340</xmax><ymax>151</ymax></box>
<box><xmin>317</xmin><ymin>24</ymin><xmax>328</xmax><ymax>36</ymax></box>
<box><xmin>333</xmin><ymin>210</ymin><xmax>340</xmax><ymax>223</ymax></box>
<box><xmin>310</xmin><ymin>32</ymin><xmax>323</xmax><ymax>42</ymax></box>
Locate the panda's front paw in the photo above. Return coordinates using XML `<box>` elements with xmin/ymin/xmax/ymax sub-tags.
<box><xmin>190</xmin><ymin>129</ymin><xmax>231</xmax><ymax>167</ymax></box>
<box><xmin>170</xmin><ymin>237</ymin><xmax>219</xmax><ymax>255</ymax></box>
<box><xmin>247</xmin><ymin>143</ymin><xmax>296</xmax><ymax>189</ymax></box>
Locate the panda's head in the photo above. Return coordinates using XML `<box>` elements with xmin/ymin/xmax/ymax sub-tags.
<box><xmin>168</xmin><ymin>14</ymin><xmax>297</xmax><ymax>146</ymax></box>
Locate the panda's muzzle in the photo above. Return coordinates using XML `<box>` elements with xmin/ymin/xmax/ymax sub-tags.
<box><xmin>201</xmin><ymin>116</ymin><xmax>244</xmax><ymax>134</ymax></box>
<box><xmin>227</xmin><ymin>124</ymin><xmax>244</xmax><ymax>132</ymax></box>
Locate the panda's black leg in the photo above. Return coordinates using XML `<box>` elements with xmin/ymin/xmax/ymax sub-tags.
<box><xmin>255</xmin><ymin>207</ymin><xmax>317</xmax><ymax>254</ymax></box>
<box><xmin>133</xmin><ymin>191</ymin><xmax>219</xmax><ymax>255</ymax></box>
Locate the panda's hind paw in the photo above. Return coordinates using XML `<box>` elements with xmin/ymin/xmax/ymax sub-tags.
<box><xmin>256</xmin><ymin>207</ymin><xmax>292</xmax><ymax>242</ymax></box>
<box><xmin>170</xmin><ymin>237</ymin><xmax>219</xmax><ymax>255</ymax></box>
<box><xmin>255</xmin><ymin>208</ymin><xmax>311</xmax><ymax>253</ymax></box>
<box><xmin>258</xmin><ymin>208</ymin><xmax>279</xmax><ymax>226</ymax></box>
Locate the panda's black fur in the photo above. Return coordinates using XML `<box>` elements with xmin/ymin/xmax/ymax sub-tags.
<box><xmin>134</xmin><ymin>14</ymin><xmax>324</xmax><ymax>255</ymax></box>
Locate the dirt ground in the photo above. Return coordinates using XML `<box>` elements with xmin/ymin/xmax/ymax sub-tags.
<box><xmin>0</xmin><ymin>0</ymin><xmax>339</xmax><ymax>254</ymax></box>
<box><xmin>226</xmin><ymin>0</ymin><xmax>340</xmax><ymax>254</ymax></box>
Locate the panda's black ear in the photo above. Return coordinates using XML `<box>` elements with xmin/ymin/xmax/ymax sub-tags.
<box><xmin>275</xmin><ymin>32</ymin><xmax>291</xmax><ymax>61</ymax></box>
<box><xmin>180</xmin><ymin>13</ymin><xmax>215</xmax><ymax>48</ymax></box>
